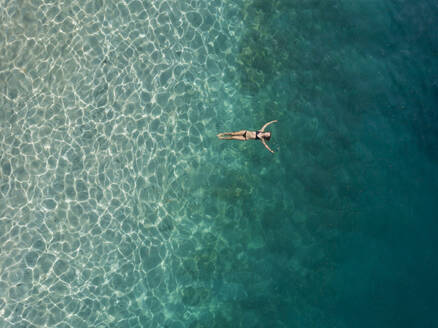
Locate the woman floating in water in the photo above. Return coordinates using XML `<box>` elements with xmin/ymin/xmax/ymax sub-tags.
<box><xmin>217</xmin><ymin>120</ymin><xmax>277</xmax><ymax>153</ymax></box>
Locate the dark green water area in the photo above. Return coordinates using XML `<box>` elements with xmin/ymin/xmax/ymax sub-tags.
<box><xmin>219</xmin><ymin>0</ymin><xmax>438</xmax><ymax>326</ymax></box>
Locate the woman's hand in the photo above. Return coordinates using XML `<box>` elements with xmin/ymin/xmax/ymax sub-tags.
<box><xmin>260</xmin><ymin>120</ymin><xmax>278</xmax><ymax>132</ymax></box>
<box><xmin>261</xmin><ymin>139</ymin><xmax>275</xmax><ymax>153</ymax></box>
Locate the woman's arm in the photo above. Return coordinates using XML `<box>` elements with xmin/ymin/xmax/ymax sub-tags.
<box><xmin>260</xmin><ymin>120</ymin><xmax>277</xmax><ymax>132</ymax></box>
<box><xmin>261</xmin><ymin>139</ymin><xmax>275</xmax><ymax>153</ymax></box>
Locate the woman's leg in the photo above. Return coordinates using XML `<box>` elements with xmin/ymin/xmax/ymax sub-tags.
<box><xmin>219</xmin><ymin>135</ymin><xmax>246</xmax><ymax>140</ymax></box>
<box><xmin>230</xmin><ymin>130</ymin><xmax>246</xmax><ymax>136</ymax></box>
<box><xmin>218</xmin><ymin>130</ymin><xmax>246</xmax><ymax>136</ymax></box>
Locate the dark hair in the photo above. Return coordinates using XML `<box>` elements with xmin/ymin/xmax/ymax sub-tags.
<box><xmin>265</xmin><ymin>132</ymin><xmax>271</xmax><ymax>141</ymax></box>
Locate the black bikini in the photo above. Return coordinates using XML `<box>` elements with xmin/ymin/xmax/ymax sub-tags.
<box><xmin>242</xmin><ymin>130</ymin><xmax>262</xmax><ymax>140</ymax></box>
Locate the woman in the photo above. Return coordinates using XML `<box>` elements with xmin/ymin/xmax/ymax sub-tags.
<box><xmin>217</xmin><ymin>120</ymin><xmax>277</xmax><ymax>153</ymax></box>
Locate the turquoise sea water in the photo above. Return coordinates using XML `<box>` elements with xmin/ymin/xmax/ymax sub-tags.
<box><xmin>1</xmin><ymin>0</ymin><xmax>437</xmax><ymax>327</ymax></box>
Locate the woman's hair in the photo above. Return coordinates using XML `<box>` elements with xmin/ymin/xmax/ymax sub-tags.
<box><xmin>265</xmin><ymin>132</ymin><xmax>271</xmax><ymax>141</ymax></box>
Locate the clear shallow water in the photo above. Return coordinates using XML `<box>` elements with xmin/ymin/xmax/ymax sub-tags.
<box><xmin>1</xmin><ymin>0</ymin><xmax>437</xmax><ymax>327</ymax></box>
